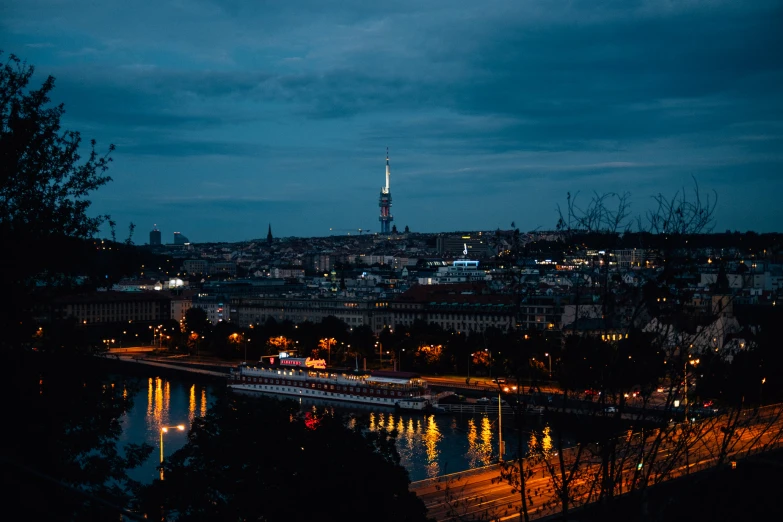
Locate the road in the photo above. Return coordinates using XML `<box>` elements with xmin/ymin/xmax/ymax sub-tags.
<box><xmin>425</xmin><ymin>375</ymin><xmax>562</xmax><ymax>395</ymax></box>
<box><xmin>411</xmin><ymin>403</ymin><xmax>783</xmax><ymax>521</ymax></box>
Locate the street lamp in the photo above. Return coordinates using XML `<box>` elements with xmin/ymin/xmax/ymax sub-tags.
<box><xmin>761</xmin><ymin>377</ymin><xmax>766</xmax><ymax>406</ymax></box>
<box><xmin>485</xmin><ymin>348</ymin><xmax>492</xmax><ymax>378</ymax></box>
<box><xmin>683</xmin><ymin>357</ymin><xmax>700</xmax><ymax>419</ymax></box>
<box><xmin>467</xmin><ymin>352</ymin><xmax>474</xmax><ymax>384</ymax></box>
<box><xmin>322</xmin><ymin>337</ymin><xmax>335</xmax><ymax>365</ymax></box>
<box><xmin>160</xmin><ymin>424</ymin><xmax>185</xmax><ymax>480</ymax></box>
<box><xmin>498</xmin><ymin>389</ymin><xmax>504</xmax><ymax>462</ymax></box>
<box><xmin>544</xmin><ymin>352</ymin><xmax>552</xmax><ymax>379</ymax></box>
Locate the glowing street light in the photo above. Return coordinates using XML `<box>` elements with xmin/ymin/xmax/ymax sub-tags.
<box><xmin>160</xmin><ymin>424</ymin><xmax>186</xmax><ymax>480</ymax></box>
<box><xmin>544</xmin><ymin>352</ymin><xmax>552</xmax><ymax>379</ymax></box>
<box><xmin>485</xmin><ymin>348</ymin><xmax>492</xmax><ymax>378</ymax></box>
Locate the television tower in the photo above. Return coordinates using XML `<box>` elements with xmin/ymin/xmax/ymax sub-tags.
<box><xmin>379</xmin><ymin>148</ymin><xmax>393</xmax><ymax>234</ymax></box>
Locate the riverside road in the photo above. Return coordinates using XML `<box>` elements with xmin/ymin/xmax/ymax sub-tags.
<box><xmin>411</xmin><ymin>403</ymin><xmax>783</xmax><ymax>521</ymax></box>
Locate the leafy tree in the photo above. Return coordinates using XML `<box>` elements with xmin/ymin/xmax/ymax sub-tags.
<box><xmin>1</xmin><ymin>52</ymin><xmax>115</xmax><ymax>348</ymax></box>
<box><xmin>2</xmin><ymin>351</ymin><xmax>152</xmax><ymax>519</ymax></box>
<box><xmin>0</xmin><ymin>53</ymin><xmax>157</xmax><ymax>521</ymax></box>
<box><xmin>136</xmin><ymin>392</ymin><xmax>430</xmax><ymax>521</ymax></box>
<box><xmin>184</xmin><ymin>307</ymin><xmax>210</xmax><ymax>337</ymax></box>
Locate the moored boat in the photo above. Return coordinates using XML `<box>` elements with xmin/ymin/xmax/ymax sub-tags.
<box><xmin>228</xmin><ymin>352</ymin><xmax>436</xmax><ymax>411</ymax></box>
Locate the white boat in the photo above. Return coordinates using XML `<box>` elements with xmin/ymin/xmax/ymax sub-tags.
<box><xmin>228</xmin><ymin>352</ymin><xmax>437</xmax><ymax>411</ymax></box>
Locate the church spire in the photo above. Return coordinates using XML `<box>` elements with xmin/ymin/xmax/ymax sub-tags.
<box><xmin>267</xmin><ymin>223</ymin><xmax>273</xmax><ymax>245</ymax></box>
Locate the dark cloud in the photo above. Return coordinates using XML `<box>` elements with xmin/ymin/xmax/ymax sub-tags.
<box><xmin>2</xmin><ymin>0</ymin><xmax>782</xmax><ymax>240</ymax></box>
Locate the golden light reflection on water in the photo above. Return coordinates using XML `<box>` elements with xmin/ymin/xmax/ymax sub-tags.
<box><xmin>423</xmin><ymin>415</ymin><xmax>441</xmax><ymax>477</ymax></box>
<box><xmin>144</xmin><ymin>377</ymin><xmax>212</xmax><ymax>438</ymax></box>
<box><xmin>147</xmin><ymin>378</ymin><xmax>153</xmax><ymax>417</ymax></box>
<box><xmin>466</xmin><ymin>419</ymin><xmax>481</xmax><ymax>467</ymax></box>
<box><xmin>189</xmin><ymin>385</ymin><xmax>196</xmax><ymax>424</ymax></box>
<box><xmin>473</xmin><ymin>416</ymin><xmax>494</xmax><ymax>466</ymax></box>
<box><xmin>154</xmin><ymin>378</ymin><xmax>165</xmax><ymax>427</ymax></box>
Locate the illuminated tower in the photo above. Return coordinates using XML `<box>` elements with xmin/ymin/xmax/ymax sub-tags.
<box><xmin>378</xmin><ymin>148</ymin><xmax>393</xmax><ymax>234</ymax></box>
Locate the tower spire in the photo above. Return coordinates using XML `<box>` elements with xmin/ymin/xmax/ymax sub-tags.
<box><xmin>379</xmin><ymin>148</ymin><xmax>393</xmax><ymax>233</ymax></box>
<box><xmin>267</xmin><ymin>223</ymin><xmax>273</xmax><ymax>245</ymax></box>
<box><xmin>384</xmin><ymin>147</ymin><xmax>390</xmax><ymax>194</ymax></box>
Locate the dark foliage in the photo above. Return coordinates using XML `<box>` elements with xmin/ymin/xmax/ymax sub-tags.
<box><xmin>1</xmin><ymin>352</ymin><xmax>152</xmax><ymax>520</ymax></box>
<box><xmin>137</xmin><ymin>392</ymin><xmax>431</xmax><ymax>522</ymax></box>
<box><xmin>1</xmin><ymin>52</ymin><xmax>116</xmax><ymax>349</ymax></box>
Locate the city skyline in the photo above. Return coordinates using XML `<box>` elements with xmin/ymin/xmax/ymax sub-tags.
<box><xmin>2</xmin><ymin>1</ymin><xmax>782</xmax><ymax>242</ymax></box>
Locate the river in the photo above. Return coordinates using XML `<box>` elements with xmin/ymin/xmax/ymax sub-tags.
<box><xmin>117</xmin><ymin>372</ymin><xmax>553</xmax><ymax>483</ymax></box>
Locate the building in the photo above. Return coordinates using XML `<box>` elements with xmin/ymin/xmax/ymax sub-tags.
<box><xmin>150</xmin><ymin>225</ymin><xmax>161</xmax><ymax>246</ymax></box>
<box><xmin>52</xmin><ymin>291</ymin><xmax>172</xmax><ymax>325</ymax></box>
<box><xmin>270</xmin><ymin>267</ymin><xmax>305</xmax><ymax>279</ymax></box>
<box><xmin>170</xmin><ymin>294</ymin><xmax>193</xmax><ymax>323</ymax></box>
<box><xmin>390</xmin><ymin>283</ymin><xmax>516</xmax><ymax>334</ymax></box>
<box><xmin>183</xmin><ymin>259</ymin><xmax>209</xmax><ymax>275</ymax></box>
<box><xmin>517</xmin><ymin>295</ymin><xmax>572</xmax><ymax>331</ymax></box>
<box><xmin>378</xmin><ymin>149</ymin><xmax>394</xmax><ymax>234</ymax></box>
<box><xmin>192</xmin><ymin>296</ymin><xmax>229</xmax><ymax>324</ymax></box>
<box><xmin>267</xmin><ymin>224</ymin><xmax>273</xmax><ymax>245</ymax></box>
<box><xmin>174</xmin><ymin>232</ymin><xmax>190</xmax><ymax>245</ymax></box>
<box><xmin>209</xmin><ymin>262</ymin><xmax>237</xmax><ymax>276</ymax></box>
<box><xmin>437</xmin><ymin>234</ymin><xmax>490</xmax><ymax>257</ymax></box>
<box><xmin>231</xmin><ymin>296</ymin><xmax>391</xmax><ymax>332</ymax></box>
<box><xmin>418</xmin><ymin>259</ymin><xmax>489</xmax><ymax>285</ymax></box>
<box><xmin>304</xmin><ymin>253</ymin><xmax>335</xmax><ymax>272</ymax></box>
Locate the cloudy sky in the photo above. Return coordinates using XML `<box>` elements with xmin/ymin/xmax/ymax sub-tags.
<box><xmin>2</xmin><ymin>0</ymin><xmax>782</xmax><ymax>242</ymax></box>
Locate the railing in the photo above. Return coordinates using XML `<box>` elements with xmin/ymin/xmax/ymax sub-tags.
<box><xmin>437</xmin><ymin>403</ymin><xmax>519</xmax><ymax>415</ymax></box>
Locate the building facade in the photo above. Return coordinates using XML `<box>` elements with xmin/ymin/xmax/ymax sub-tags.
<box><xmin>436</xmin><ymin>234</ymin><xmax>490</xmax><ymax>257</ymax></box>
<box><xmin>150</xmin><ymin>226</ymin><xmax>161</xmax><ymax>246</ymax></box>
<box><xmin>53</xmin><ymin>291</ymin><xmax>172</xmax><ymax>325</ymax></box>
<box><xmin>183</xmin><ymin>259</ymin><xmax>209</xmax><ymax>275</ymax></box>
<box><xmin>390</xmin><ymin>283</ymin><xmax>516</xmax><ymax>333</ymax></box>
<box><xmin>231</xmin><ymin>296</ymin><xmax>391</xmax><ymax>332</ymax></box>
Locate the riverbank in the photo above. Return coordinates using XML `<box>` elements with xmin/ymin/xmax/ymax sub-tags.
<box><xmin>96</xmin><ymin>354</ymin><xmax>230</xmax><ymax>383</ymax></box>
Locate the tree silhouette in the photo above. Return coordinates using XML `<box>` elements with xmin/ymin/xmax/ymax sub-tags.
<box><xmin>1</xmin><ymin>52</ymin><xmax>115</xmax><ymax>349</ymax></box>
<box><xmin>137</xmin><ymin>392</ymin><xmax>429</xmax><ymax>521</ymax></box>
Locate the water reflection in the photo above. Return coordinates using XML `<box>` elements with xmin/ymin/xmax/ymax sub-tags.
<box><xmin>424</xmin><ymin>415</ymin><xmax>441</xmax><ymax>477</ymax></box>
<box><xmin>122</xmin><ymin>377</ymin><xmax>560</xmax><ymax>484</ymax></box>
<box><xmin>466</xmin><ymin>417</ymin><xmax>494</xmax><ymax>467</ymax></box>
<box><xmin>120</xmin><ymin>376</ymin><xmax>215</xmax><ymax>483</ymax></box>
<box><xmin>189</xmin><ymin>385</ymin><xmax>196</xmax><ymax>424</ymax></box>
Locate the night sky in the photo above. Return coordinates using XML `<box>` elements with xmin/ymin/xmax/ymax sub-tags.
<box><xmin>2</xmin><ymin>1</ymin><xmax>782</xmax><ymax>243</ymax></box>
